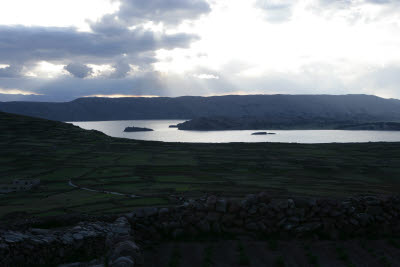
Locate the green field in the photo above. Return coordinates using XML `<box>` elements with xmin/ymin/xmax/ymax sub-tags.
<box><xmin>1</xmin><ymin>111</ymin><xmax>400</xmax><ymax>219</ymax></box>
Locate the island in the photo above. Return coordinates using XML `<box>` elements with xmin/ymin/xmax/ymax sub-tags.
<box><xmin>252</xmin><ymin>132</ymin><xmax>276</xmax><ymax>135</ymax></box>
<box><xmin>123</xmin><ymin>126</ymin><xmax>153</xmax><ymax>132</ymax></box>
<box><xmin>169</xmin><ymin>125</ymin><xmax>178</xmax><ymax>128</ymax></box>
<box><xmin>252</xmin><ymin>132</ymin><xmax>267</xmax><ymax>135</ymax></box>
<box><xmin>176</xmin><ymin>117</ymin><xmax>400</xmax><ymax>131</ymax></box>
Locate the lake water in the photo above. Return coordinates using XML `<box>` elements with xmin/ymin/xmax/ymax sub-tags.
<box><xmin>69</xmin><ymin>120</ymin><xmax>400</xmax><ymax>143</ymax></box>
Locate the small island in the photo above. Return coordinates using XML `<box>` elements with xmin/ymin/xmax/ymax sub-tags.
<box><xmin>252</xmin><ymin>132</ymin><xmax>267</xmax><ymax>135</ymax></box>
<box><xmin>251</xmin><ymin>132</ymin><xmax>276</xmax><ymax>135</ymax></box>
<box><xmin>169</xmin><ymin>125</ymin><xmax>178</xmax><ymax>128</ymax></box>
<box><xmin>124</xmin><ymin>126</ymin><xmax>153</xmax><ymax>132</ymax></box>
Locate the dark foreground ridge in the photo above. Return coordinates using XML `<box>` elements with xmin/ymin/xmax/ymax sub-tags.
<box><xmin>2</xmin><ymin>193</ymin><xmax>400</xmax><ymax>266</ymax></box>
<box><xmin>2</xmin><ymin>94</ymin><xmax>400</xmax><ymax>122</ymax></box>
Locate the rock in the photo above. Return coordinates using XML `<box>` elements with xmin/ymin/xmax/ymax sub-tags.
<box><xmin>142</xmin><ymin>207</ymin><xmax>158</xmax><ymax>217</ymax></box>
<box><xmin>58</xmin><ymin>263</ymin><xmax>85</xmax><ymax>267</ymax></box>
<box><xmin>197</xmin><ymin>220</ymin><xmax>210</xmax><ymax>233</ymax></box>
<box><xmin>287</xmin><ymin>199</ymin><xmax>295</xmax><ymax>209</ymax></box>
<box><xmin>228</xmin><ymin>201</ymin><xmax>240</xmax><ymax>213</ymax></box>
<box><xmin>206</xmin><ymin>212</ymin><xmax>220</xmax><ymax>222</ymax></box>
<box><xmin>245</xmin><ymin>222</ymin><xmax>258</xmax><ymax>231</ymax></box>
<box><xmin>283</xmin><ymin>223</ymin><xmax>296</xmax><ymax>231</ymax></box>
<box><xmin>233</xmin><ymin>219</ymin><xmax>244</xmax><ymax>227</ymax></box>
<box><xmin>258</xmin><ymin>203</ymin><xmax>268</xmax><ymax>215</ymax></box>
<box><xmin>364</xmin><ymin>196</ymin><xmax>381</xmax><ymax>206</ymax></box>
<box><xmin>130</xmin><ymin>209</ymin><xmax>145</xmax><ymax>218</ymax></box>
<box><xmin>257</xmin><ymin>222</ymin><xmax>267</xmax><ymax>232</ymax></box>
<box><xmin>31</xmin><ymin>228</ymin><xmax>50</xmax><ymax>235</ymax></box>
<box><xmin>72</xmin><ymin>233</ymin><xmax>83</xmax><ymax>240</ymax></box>
<box><xmin>111</xmin><ymin>240</ymin><xmax>140</xmax><ymax>259</ymax></box>
<box><xmin>221</xmin><ymin>214</ymin><xmax>236</xmax><ymax>226</ymax></box>
<box><xmin>211</xmin><ymin>222</ymin><xmax>222</xmax><ymax>233</ymax></box>
<box><xmin>206</xmin><ymin>195</ymin><xmax>217</xmax><ymax>211</ymax></box>
<box><xmin>329</xmin><ymin>210</ymin><xmax>342</xmax><ymax>217</ymax></box>
<box><xmin>293</xmin><ymin>198</ymin><xmax>311</xmax><ymax>209</ymax></box>
<box><xmin>356</xmin><ymin>213</ymin><xmax>371</xmax><ymax>226</ymax></box>
<box><xmin>367</xmin><ymin>206</ymin><xmax>384</xmax><ymax>216</ymax></box>
<box><xmin>248</xmin><ymin>206</ymin><xmax>258</xmax><ymax>215</ymax></box>
<box><xmin>216</xmin><ymin>199</ymin><xmax>228</xmax><ymax>213</ymax></box>
<box><xmin>257</xmin><ymin>192</ymin><xmax>271</xmax><ymax>203</ymax></box>
<box><xmin>349</xmin><ymin>218</ymin><xmax>359</xmax><ymax>226</ymax></box>
<box><xmin>288</xmin><ymin>216</ymin><xmax>300</xmax><ymax>223</ymax></box>
<box><xmin>110</xmin><ymin>256</ymin><xmax>134</xmax><ymax>267</ymax></box>
<box><xmin>193</xmin><ymin>201</ymin><xmax>207</xmax><ymax>211</ymax></box>
<box><xmin>294</xmin><ymin>222</ymin><xmax>322</xmax><ymax>233</ymax></box>
<box><xmin>111</xmin><ymin>220</ymin><xmax>131</xmax><ymax>236</ymax></box>
<box><xmin>158</xmin><ymin>208</ymin><xmax>169</xmax><ymax>216</ymax></box>
<box><xmin>243</xmin><ymin>194</ymin><xmax>257</xmax><ymax>207</ymax></box>
<box><xmin>172</xmin><ymin>229</ymin><xmax>184</xmax><ymax>239</ymax></box>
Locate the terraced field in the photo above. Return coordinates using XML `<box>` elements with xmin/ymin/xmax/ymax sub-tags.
<box><xmin>1</xmin><ymin>111</ymin><xmax>400</xmax><ymax>220</ymax></box>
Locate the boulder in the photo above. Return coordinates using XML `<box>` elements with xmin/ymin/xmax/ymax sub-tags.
<box><xmin>110</xmin><ymin>240</ymin><xmax>140</xmax><ymax>261</ymax></box>
<box><xmin>216</xmin><ymin>199</ymin><xmax>228</xmax><ymax>213</ymax></box>
<box><xmin>172</xmin><ymin>229</ymin><xmax>184</xmax><ymax>239</ymax></box>
<box><xmin>228</xmin><ymin>201</ymin><xmax>240</xmax><ymax>213</ymax></box>
<box><xmin>110</xmin><ymin>256</ymin><xmax>134</xmax><ymax>267</ymax></box>
<box><xmin>206</xmin><ymin>195</ymin><xmax>217</xmax><ymax>211</ymax></box>
<box><xmin>257</xmin><ymin>192</ymin><xmax>271</xmax><ymax>203</ymax></box>
<box><xmin>143</xmin><ymin>207</ymin><xmax>158</xmax><ymax>217</ymax></box>
<box><xmin>198</xmin><ymin>220</ymin><xmax>211</xmax><ymax>233</ymax></box>
<box><xmin>206</xmin><ymin>212</ymin><xmax>221</xmax><ymax>222</ymax></box>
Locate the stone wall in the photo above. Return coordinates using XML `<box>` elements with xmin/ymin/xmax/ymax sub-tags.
<box><xmin>0</xmin><ymin>217</ymin><xmax>140</xmax><ymax>267</ymax></box>
<box><xmin>128</xmin><ymin>193</ymin><xmax>400</xmax><ymax>241</ymax></box>
<box><xmin>2</xmin><ymin>193</ymin><xmax>400</xmax><ymax>266</ymax></box>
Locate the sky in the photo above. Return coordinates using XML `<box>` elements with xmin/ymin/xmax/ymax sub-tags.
<box><xmin>1</xmin><ymin>0</ymin><xmax>400</xmax><ymax>101</ymax></box>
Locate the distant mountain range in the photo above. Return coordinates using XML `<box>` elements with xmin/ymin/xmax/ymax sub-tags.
<box><xmin>1</xmin><ymin>94</ymin><xmax>400</xmax><ymax>123</ymax></box>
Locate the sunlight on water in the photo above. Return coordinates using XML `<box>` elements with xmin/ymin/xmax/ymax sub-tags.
<box><xmin>69</xmin><ymin>120</ymin><xmax>400</xmax><ymax>143</ymax></box>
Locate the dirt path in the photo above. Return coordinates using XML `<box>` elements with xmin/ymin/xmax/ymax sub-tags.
<box><xmin>68</xmin><ymin>179</ymin><xmax>139</xmax><ymax>198</ymax></box>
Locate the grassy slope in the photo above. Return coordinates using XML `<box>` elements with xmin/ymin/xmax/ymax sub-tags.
<box><xmin>1</xmin><ymin>111</ymin><xmax>400</xmax><ymax>219</ymax></box>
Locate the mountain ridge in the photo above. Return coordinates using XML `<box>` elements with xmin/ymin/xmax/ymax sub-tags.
<box><xmin>1</xmin><ymin>94</ymin><xmax>400</xmax><ymax>122</ymax></box>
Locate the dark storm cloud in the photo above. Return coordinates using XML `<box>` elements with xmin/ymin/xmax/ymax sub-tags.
<box><xmin>110</xmin><ymin>60</ymin><xmax>132</xmax><ymax>78</ymax></box>
<box><xmin>0</xmin><ymin>0</ymin><xmax>213</xmax><ymax>100</ymax></box>
<box><xmin>64</xmin><ymin>63</ymin><xmax>93</xmax><ymax>78</ymax></box>
<box><xmin>116</xmin><ymin>0</ymin><xmax>211</xmax><ymax>25</ymax></box>
<box><xmin>0</xmin><ymin>25</ymin><xmax>198</xmax><ymax>64</ymax></box>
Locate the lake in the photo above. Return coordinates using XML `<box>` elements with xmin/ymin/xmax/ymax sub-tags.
<box><xmin>69</xmin><ymin>120</ymin><xmax>400</xmax><ymax>143</ymax></box>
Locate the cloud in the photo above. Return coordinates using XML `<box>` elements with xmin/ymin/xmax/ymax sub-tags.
<box><xmin>109</xmin><ymin>61</ymin><xmax>131</xmax><ymax>78</ymax></box>
<box><xmin>116</xmin><ymin>0</ymin><xmax>211</xmax><ymax>25</ymax></box>
<box><xmin>0</xmin><ymin>25</ymin><xmax>198</xmax><ymax>65</ymax></box>
<box><xmin>64</xmin><ymin>63</ymin><xmax>93</xmax><ymax>78</ymax></box>
<box><xmin>194</xmin><ymin>73</ymin><xmax>219</xmax><ymax>79</ymax></box>
<box><xmin>0</xmin><ymin>64</ymin><xmax>23</xmax><ymax>78</ymax></box>
<box><xmin>255</xmin><ymin>0</ymin><xmax>296</xmax><ymax>23</ymax></box>
<box><xmin>2</xmin><ymin>62</ymin><xmax>400</xmax><ymax>102</ymax></box>
<box><xmin>0</xmin><ymin>87</ymin><xmax>41</xmax><ymax>95</ymax></box>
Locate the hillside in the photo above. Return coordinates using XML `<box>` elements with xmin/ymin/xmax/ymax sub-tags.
<box><xmin>1</xmin><ymin>94</ymin><xmax>400</xmax><ymax>122</ymax></box>
<box><xmin>2</xmin><ymin>111</ymin><xmax>400</xmax><ymax>221</ymax></box>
